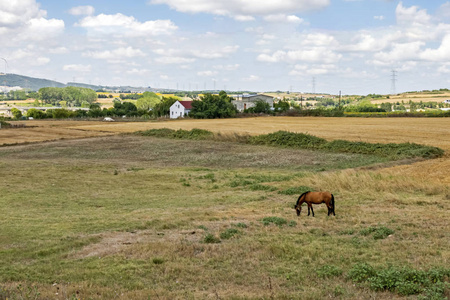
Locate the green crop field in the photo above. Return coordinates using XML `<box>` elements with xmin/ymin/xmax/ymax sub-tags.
<box><xmin>0</xmin><ymin>133</ymin><xmax>449</xmax><ymax>299</ymax></box>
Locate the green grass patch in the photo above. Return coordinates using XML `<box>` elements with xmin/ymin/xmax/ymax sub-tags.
<box><xmin>249</xmin><ymin>131</ymin><xmax>327</xmax><ymax>149</ymax></box>
<box><xmin>135</xmin><ymin>128</ymin><xmax>444</xmax><ymax>159</ymax></box>
<box><xmin>135</xmin><ymin>128</ymin><xmax>213</xmax><ymax>140</ymax></box>
<box><xmin>261</xmin><ymin>216</ymin><xmax>289</xmax><ymax>227</ymax></box>
<box><xmin>360</xmin><ymin>226</ymin><xmax>394</xmax><ymax>240</ymax></box>
<box><xmin>220</xmin><ymin>228</ymin><xmax>240</xmax><ymax>240</ymax></box>
<box><xmin>278</xmin><ymin>185</ymin><xmax>312</xmax><ymax>195</ymax></box>
<box><xmin>316</xmin><ymin>265</ymin><xmax>343</xmax><ymax>278</ymax></box>
<box><xmin>203</xmin><ymin>233</ymin><xmax>221</xmax><ymax>244</ymax></box>
<box><xmin>348</xmin><ymin>263</ymin><xmax>450</xmax><ymax>298</ymax></box>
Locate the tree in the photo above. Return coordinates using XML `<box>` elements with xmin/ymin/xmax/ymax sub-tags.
<box><xmin>27</xmin><ymin>108</ymin><xmax>46</xmax><ymax>119</ymax></box>
<box><xmin>38</xmin><ymin>86</ymin><xmax>97</xmax><ymax>106</ymax></box>
<box><xmin>11</xmin><ymin>108</ymin><xmax>22</xmax><ymax>119</ymax></box>
<box><xmin>112</xmin><ymin>101</ymin><xmax>138</xmax><ymax>116</ymax></box>
<box><xmin>273</xmin><ymin>100</ymin><xmax>290</xmax><ymax>113</ymax></box>
<box><xmin>136</xmin><ymin>92</ymin><xmax>161</xmax><ymax>111</ymax></box>
<box><xmin>153</xmin><ymin>96</ymin><xmax>178</xmax><ymax>117</ymax></box>
<box><xmin>246</xmin><ymin>100</ymin><xmax>271</xmax><ymax>114</ymax></box>
<box><xmin>189</xmin><ymin>91</ymin><xmax>237</xmax><ymax>119</ymax></box>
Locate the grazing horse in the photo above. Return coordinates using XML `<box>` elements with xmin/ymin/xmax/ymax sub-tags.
<box><xmin>294</xmin><ymin>191</ymin><xmax>335</xmax><ymax>217</ymax></box>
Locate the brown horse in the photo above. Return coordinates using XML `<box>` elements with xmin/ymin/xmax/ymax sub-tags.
<box><xmin>294</xmin><ymin>191</ymin><xmax>335</xmax><ymax>217</ymax></box>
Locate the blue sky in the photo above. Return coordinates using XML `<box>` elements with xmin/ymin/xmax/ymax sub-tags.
<box><xmin>1</xmin><ymin>0</ymin><xmax>450</xmax><ymax>94</ymax></box>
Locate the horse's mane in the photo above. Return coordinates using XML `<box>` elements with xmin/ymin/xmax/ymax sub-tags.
<box><xmin>295</xmin><ymin>191</ymin><xmax>310</xmax><ymax>206</ymax></box>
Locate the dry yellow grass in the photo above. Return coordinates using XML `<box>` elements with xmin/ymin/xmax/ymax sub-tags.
<box><xmin>3</xmin><ymin>117</ymin><xmax>450</xmax><ymax>185</ymax></box>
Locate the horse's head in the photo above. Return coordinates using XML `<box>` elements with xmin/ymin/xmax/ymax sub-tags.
<box><xmin>294</xmin><ymin>204</ymin><xmax>301</xmax><ymax>216</ymax></box>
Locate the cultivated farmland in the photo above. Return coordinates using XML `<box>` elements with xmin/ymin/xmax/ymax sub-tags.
<box><xmin>0</xmin><ymin>117</ymin><xmax>449</xmax><ymax>299</ymax></box>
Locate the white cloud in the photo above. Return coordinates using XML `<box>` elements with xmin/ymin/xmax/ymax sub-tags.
<box><xmin>49</xmin><ymin>47</ymin><xmax>69</xmax><ymax>54</ymax></box>
<box><xmin>396</xmin><ymin>1</ymin><xmax>431</xmax><ymax>26</ymax></box>
<box><xmin>154</xmin><ymin>56</ymin><xmax>195</xmax><ymax>64</ymax></box>
<box><xmin>76</xmin><ymin>13</ymin><xmax>177</xmax><ymax>36</ymax></box>
<box><xmin>263</xmin><ymin>14</ymin><xmax>305</xmax><ymax>24</ymax></box>
<box><xmin>149</xmin><ymin>0</ymin><xmax>330</xmax><ymax>17</ymax></box>
<box><xmin>233</xmin><ymin>15</ymin><xmax>255</xmax><ymax>22</ymax></box>
<box><xmin>420</xmin><ymin>34</ymin><xmax>450</xmax><ymax>61</ymax></box>
<box><xmin>83</xmin><ymin>47</ymin><xmax>146</xmax><ymax>60</ymax></box>
<box><xmin>374</xmin><ymin>15</ymin><xmax>384</xmax><ymax>21</ymax></box>
<box><xmin>0</xmin><ymin>0</ymin><xmax>64</xmax><ymax>43</ymax></box>
<box><xmin>213</xmin><ymin>64</ymin><xmax>240</xmax><ymax>71</ymax></box>
<box><xmin>0</xmin><ymin>0</ymin><xmax>46</xmax><ymax>27</ymax></box>
<box><xmin>197</xmin><ymin>70</ymin><xmax>218</xmax><ymax>76</ymax></box>
<box><xmin>68</xmin><ymin>6</ymin><xmax>95</xmax><ymax>16</ymax></box>
<box><xmin>258</xmin><ymin>48</ymin><xmax>341</xmax><ymax>64</ymax></box>
<box><xmin>374</xmin><ymin>41</ymin><xmax>424</xmax><ymax>63</ymax></box>
<box><xmin>125</xmin><ymin>68</ymin><xmax>148</xmax><ymax>74</ymax></box>
<box><xmin>242</xmin><ymin>75</ymin><xmax>260</xmax><ymax>81</ymax></box>
<box><xmin>63</xmin><ymin>64</ymin><xmax>92</xmax><ymax>72</ymax></box>
<box><xmin>191</xmin><ymin>45</ymin><xmax>239</xmax><ymax>59</ymax></box>
<box><xmin>289</xmin><ymin>64</ymin><xmax>336</xmax><ymax>76</ymax></box>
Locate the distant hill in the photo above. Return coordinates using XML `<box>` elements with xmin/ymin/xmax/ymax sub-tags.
<box><xmin>0</xmin><ymin>73</ymin><xmax>154</xmax><ymax>92</ymax></box>
<box><xmin>0</xmin><ymin>73</ymin><xmax>66</xmax><ymax>90</ymax></box>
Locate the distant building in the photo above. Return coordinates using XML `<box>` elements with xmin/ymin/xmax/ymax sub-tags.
<box><xmin>232</xmin><ymin>94</ymin><xmax>274</xmax><ymax>112</ymax></box>
<box><xmin>170</xmin><ymin>100</ymin><xmax>192</xmax><ymax>119</ymax></box>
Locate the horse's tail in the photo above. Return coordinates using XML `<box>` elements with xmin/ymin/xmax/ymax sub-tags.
<box><xmin>296</xmin><ymin>191</ymin><xmax>310</xmax><ymax>207</ymax></box>
<box><xmin>331</xmin><ymin>194</ymin><xmax>335</xmax><ymax>214</ymax></box>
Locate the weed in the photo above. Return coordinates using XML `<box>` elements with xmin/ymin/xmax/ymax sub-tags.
<box><xmin>261</xmin><ymin>216</ymin><xmax>288</xmax><ymax>227</ymax></box>
<box><xmin>248</xmin><ymin>184</ymin><xmax>277</xmax><ymax>192</ymax></box>
<box><xmin>360</xmin><ymin>226</ymin><xmax>394</xmax><ymax>239</ymax></box>
<box><xmin>316</xmin><ymin>265</ymin><xmax>343</xmax><ymax>278</ymax></box>
<box><xmin>152</xmin><ymin>258</ymin><xmax>164</xmax><ymax>265</ymax></box>
<box><xmin>347</xmin><ymin>263</ymin><xmax>376</xmax><ymax>282</ymax></box>
<box><xmin>220</xmin><ymin>228</ymin><xmax>240</xmax><ymax>240</ymax></box>
<box><xmin>348</xmin><ymin>263</ymin><xmax>450</xmax><ymax>298</ymax></box>
<box><xmin>233</xmin><ymin>223</ymin><xmax>248</xmax><ymax>229</ymax></box>
<box><xmin>203</xmin><ymin>234</ymin><xmax>221</xmax><ymax>244</ymax></box>
<box><xmin>338</xmin><ymin>229</ymin><xmax>355</xmax><ymax>235</ymax></box>
<box><xmin>198</xmin><ymin>225</ymin><xmax>208</xmax><ymax>231</ymax></box>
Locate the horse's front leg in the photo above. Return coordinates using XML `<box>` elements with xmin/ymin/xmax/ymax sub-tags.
<box><xmin>307</xmin><ymin>205</ymin><xmax>311</xmax><ymax>216</ymax></box>
<box><xmin>310</xmin><ymin>205</ymin><xmax>315</xmax><ymax>217</ymax></box>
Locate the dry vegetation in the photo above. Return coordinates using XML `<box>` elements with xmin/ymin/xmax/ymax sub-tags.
<box><xmin>0</xmin><ymin>117</ymin><xmax>449</xmax><ymax>299</ymax></box>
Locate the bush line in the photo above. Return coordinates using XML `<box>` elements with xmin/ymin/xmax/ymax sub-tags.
<box><xmin>134</xmin><ymin>129</ymin><xmax>444</xmax><ymax>159</ymax></box>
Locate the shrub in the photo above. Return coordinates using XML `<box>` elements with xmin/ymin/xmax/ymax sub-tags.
<box><xmin>347</xmin><ymin>263</ymin><xmax>376</xmax><ymax>282</ymax></box>
<box><xmin>135</xmin><ymin>128</ymin><xmax>213</xmax><ymax>140</ymax></box>
<box><xmin>348</xmin><ymin>264</ymin><xmax>450</xmax><ymax>298</ymax></box>
<box><xmin>249</xmin><ymin>131</ymin><xmax>327</xmax><ymax>149</ymax></box>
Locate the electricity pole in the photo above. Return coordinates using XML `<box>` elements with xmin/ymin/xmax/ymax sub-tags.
<box><xmin>390</xmin><ymin>70</ymin><xmax>397</xmax><ymax>95</ymax></box>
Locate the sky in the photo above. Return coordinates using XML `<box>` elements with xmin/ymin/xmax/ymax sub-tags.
<box><xmin>1</xmin><ymin>0</ymin><xmax>450</xmax><ymax>95</ymax></box>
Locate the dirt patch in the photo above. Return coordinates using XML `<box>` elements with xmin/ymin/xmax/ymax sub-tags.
<box><xmin>71</xmin><ymin>229</ymin><xmax>206</xmax><ymax>259</ymax></box>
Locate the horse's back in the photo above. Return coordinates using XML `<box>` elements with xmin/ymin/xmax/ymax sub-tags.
<box><xmin>307</xmin><ymin>191</ymin><xmax>333</xmax><ymax>203</ymax></box>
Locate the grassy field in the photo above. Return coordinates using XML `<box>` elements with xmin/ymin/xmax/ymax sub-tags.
<box><xmin>0</xmin><ymin>118</ymin><xmax>449</xmax><ymax>299</ymax></box>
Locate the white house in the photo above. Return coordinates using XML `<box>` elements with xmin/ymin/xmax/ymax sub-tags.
<box><xmin>170</xmin><ymin>101</ymin><xmax>192</xmax><ymax>119</ymax></box>
<box><xmin>231</xmin><ymin>94</ymin><xmax>274</xmax><ymax>112</ymax></box>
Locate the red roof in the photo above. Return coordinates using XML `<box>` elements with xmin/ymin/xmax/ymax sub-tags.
<box><xmin>179</xmin><ymin>101</ymin><xmax>193</xmax><ymax>109</ymax></box>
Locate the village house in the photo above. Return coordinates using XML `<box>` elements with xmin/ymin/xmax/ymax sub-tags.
<box><xmin>231</xmin><ymin>94</ymin><xmax>274</xmax><ymax>112</ymax></box>
<box><xmin>169</xmin><ymin>100</ymin><xmax>192</xmax><ymax>119</ymax></box>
